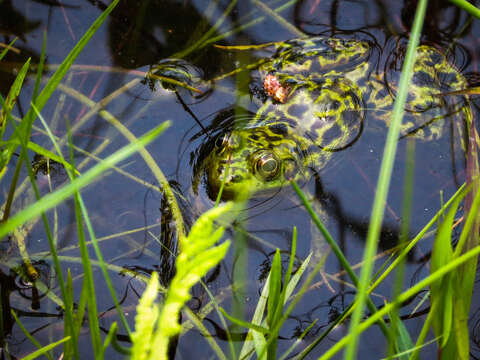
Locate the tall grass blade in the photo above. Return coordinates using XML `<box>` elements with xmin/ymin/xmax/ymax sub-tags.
<box><xmin>449</xmin><ymin>0</ymin><xmax>480</xmax><ymax>18</ymax></box>
<box><xmin>0</xmin><ymin>38</ymin><xmax>17</xmax><ymax>60</ymax></box>
<box><xmin>0</xmin><ymin>58</ymin><xmax>30</xmax><ymax>140</ymax></box>
<box><xmin>21</xmin><ymin>336</ymin><xmax>71</xmax><ymax>360</ymax></box>
<box><xmin>69</xmin><ymin>136</ymin><xmax>102</xmax><ymax>358</ymax></box>
<box><xmin>0</xmin><ymin>122</ymin><xmax>169</xmax><ymax>239</ymax></box>
<box><xmin>389</xmin><ymin>139</ymin><xmax>415</xmax><ymax>359</ymax></box>
<box><xmin>343</xmin><ymin>0</ymin><xmax>427</xmax><ymax>358</ymax></box>
<box><xmin>430</xmin><ymin>191</ymin><xmax>466</xmax><ymax>348</ymax></box>
<box><xmin>34</xmin><ymin>106</ymin><xmax>132</xmax><ymax>337</ymax></box>
<box><xmin>218</xmin><ymin>309</ymin><xmax>270</xmax><ymax>333</ymax></box>
<box><xmin>1</xmin><ymin>103</ymin><xmax>81</xmax><ymax>357</ymax></box>
<box><xmin>238</xmin><ymin>250</ymin><xmax>312</xmax><ymax>360</ymax></box>
<box><xmin>11</xmin><ymin>310</ymin><xmax>54</xmax><ymax>360</ymax></box>
<box><xmin>318</xmin><ymin>242</ymin><xmax>480</xmax><ymax>359</ymax></box>
<box><xmin>1</xmin><ymin>0</ymin><xmax>120</xmax><ymax>225</ymax></box>
<box><xmin>291</xmin><ymin>181</ymin><xmax>390</xmax><ymax>338</ymax></box>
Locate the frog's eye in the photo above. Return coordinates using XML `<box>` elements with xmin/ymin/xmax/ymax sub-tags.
<box><xmin>215</xmin><ymin>133</ymin><xmax>229</xmax><ymax>149</ymax></box>
<box><xmin>255</xmin><ymin>153</ymin><xmax>280</xmax><ymax>180</ymax></box>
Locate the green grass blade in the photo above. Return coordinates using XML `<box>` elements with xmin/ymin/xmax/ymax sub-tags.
<box><xmin>29</xmin><ymin>0</ymin><xmax>119</xmax><ymax>115</ymax></box>
<box><xmin>388</xmin><ymin>312</ymin><xmax>414</xmax><ymax>359</ymax></box>
<box><xmin>68</xmin><ymin>132</ymin><xmax>102</xmax><ymax>358</ymax></box>
<box><xmin>218</xmin><ymin>308</ymin><xmax>270</xmax><ymax>333</ymax></box>
<box><xmin>239</xmin><ymin>273</ymin><xmax>270</xmax><ymax>360</ymax></box>
<box><xmin>64</xmin><ymin>270</ymin><xmax>75</xmax><ymax>360</ymax></box>
<box><xmin>257</xmin><ymin>252</ymin><xmax>327</xmax><ymax>360</ymax></box>
<box><xmin>389</xmin><ymin>139</ymin><xmax>415</xmax><ymax>358</ymax></box>
<box><xmin>278</xmin><ymin>320</ymin><xmax>317</xmax><ymax>360</ymax></box>
<box><xmin>2</xmin><ymin>138</ymin><xmax>80</xmax><ymax>175</ymax></box>
<box><xmin>429</xmin><ymin>190</ymin><xmax>467</xmax><ymax>349</ymax></box>
<box><xmin>285</xmin><ymin>252</ymin><xmax>312</xmax><ymax>303</ymax></box>
<box><xmin>449</xmin><ymin>0</ymin><xmax>480</xmax><ymax>18</ymax></box>
<box><xmin>35</xmin><ymin>105</ymin><xmax>132</xmax><ymax>336</ymax></box>
<box><xmin>267</xmin><ymin>249</ymin><xmax>282</xmax><ymax>327</ymax></box>
<box><xmin>2</xmin><ymin>0</ymin><xmax>120</xmax><ymax>216</ymax></box>
<box><xmin>369</xmin><ymin>184</ymin><xmax>466</xmax><ymax>294</ymax></box>
<box><xmin>319</xmin><ymin>242</ymin><xmax>480</xmax><ymax>360</ymax></box>
<box><xmin>21</xmin><ymin>336</ymin><xmax>71</xmax><ymax>360</ymax></box>
<box><xmin>451</xmin><ymin>181</ymin><xmax>480</xmax><ymax>359</ymax></box>
<box><xmin>283</xmin><ymin>227</ymin><xmax>296</xmax><ymax>290</ymax></box>
<box><xmin>31</xmin><ymin>31</ymin><xmax>47</xmax><ymax>106</ymax></box>
<box><xmin>0</xmin><ymin>58</ymin><xmax>30</xmax><ymax>139</ymax></box>
<box><xmin>11</xmin><ymin>310</ymin><xmax>54</xmax><ymax>360</ymax></box>
<box><xmin>291</xmin><ymin>181</ymin><xmax>390</xmax><ymax>337</ymax></box>
<box><xmin>239</xmin><ymin>252</ymin><xmax>312</xmax><ymax>360</ymax></box>
<box><xmin>267</xmin><ymin>249</ymin><xmax>281</xmax><ymax>359</ymax></box>
<box><xmin>2</xmin><ymin>103</ymin><xmax>80</xmax><ymax>357</ymax></box>
<box><xmin>343</xmin><ymin>0</ymin><xmax>428</xmax><ymax>358</ymax></box>
<box><xmin>0</xmin><ymin>121</ymin><xmax>169</xmax><ymax>239</ymax></box>
<box><xmin>0</xmin><ymin>37</ymin><xmax>17</xmax><ymax>61</ymax></box>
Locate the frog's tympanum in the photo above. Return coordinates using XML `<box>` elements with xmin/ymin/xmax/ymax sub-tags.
<box><xmin>204</xmin><ymin>37</ymin><xmax>471</xmax><ymax>200</ymax></box>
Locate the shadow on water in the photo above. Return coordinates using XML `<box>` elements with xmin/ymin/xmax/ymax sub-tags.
<box><xmin>0</xmin><ymin>0</ymin><xmax>479</xmax><ymax>358</ymax></box>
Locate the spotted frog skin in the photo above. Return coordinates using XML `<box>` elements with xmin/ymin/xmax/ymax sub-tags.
<box><xmin>205</xmin><ymin>37</ymin><xmax>471</xmax><ymax>200</ymax></box>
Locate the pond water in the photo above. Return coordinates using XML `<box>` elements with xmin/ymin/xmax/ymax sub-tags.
<box><xmin>1</xmin><ymin>0</ymin><xmax>480</xmax><ymax>359</ymax></box>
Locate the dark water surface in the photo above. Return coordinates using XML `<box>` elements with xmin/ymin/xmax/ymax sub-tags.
<box><xmin>1</xmin><ymin>0</ymin><xmax>480</xmax><ymax>359</ymax></box>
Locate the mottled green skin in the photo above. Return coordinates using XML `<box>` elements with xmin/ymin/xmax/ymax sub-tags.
<box><xmin>206</xmin><ymin>37</ymin><xmax>471</xmax><ymax>200</ymax></box>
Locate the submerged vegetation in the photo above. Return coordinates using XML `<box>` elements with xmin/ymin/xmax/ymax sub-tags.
<box><xmin>0</xmin><ymin>0</ymin><xmax>480</xmax><ymax>359</ymax></box>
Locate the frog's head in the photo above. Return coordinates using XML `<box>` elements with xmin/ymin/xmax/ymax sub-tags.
<box><xmin>204</xmin><ymin>125</ymin><xmax>307</xmax><ymax>201</ymax></box>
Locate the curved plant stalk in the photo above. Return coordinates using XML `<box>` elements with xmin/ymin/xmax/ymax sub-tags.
<box><xmin>52</xmin><ymin>82</ymin><xmax>186</xmax><ymax>241</ymax></box>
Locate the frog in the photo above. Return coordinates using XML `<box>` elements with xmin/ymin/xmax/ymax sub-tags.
<box><xmin>203</xmin><ymin>36</ymin><xmax>471</xmax><ymax>201</ymax></box>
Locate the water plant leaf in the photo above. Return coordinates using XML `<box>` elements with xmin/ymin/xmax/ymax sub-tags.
<box><xmin>131</xmin><ymin>272</ymin><xmax>160</xmax><ymax>360</ymax></box>
<box><xmin>130</xmin><ymin>203</ymin><xmax>232</xmax><ymax>360</ymax></box>
<box><xmin>452</xmin><ymin>290</ymin><xmax>470</xmax><ymax>360</ymax></box>
<box><xmin>238</xmin><ymin>248</ymin><xmax>312</xmax><ymax>360</ymax></box>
